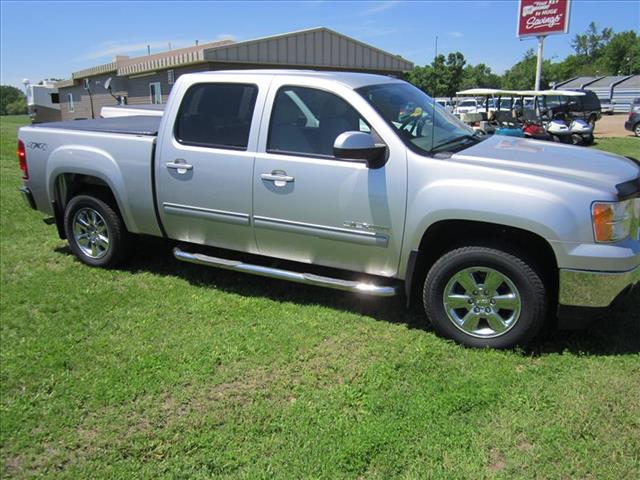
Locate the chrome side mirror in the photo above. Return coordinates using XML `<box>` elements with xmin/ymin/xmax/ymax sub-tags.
<box><xmin>333</xmin><ymin>131</ymin><xmax>387</xmax><ymax>169</ymax></box>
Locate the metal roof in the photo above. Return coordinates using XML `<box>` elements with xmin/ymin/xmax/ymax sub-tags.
<box><xmin>615</xmin><ymin>75</ymin><xmax>640</xmax><ymax>89</ymax></box>
<box><xmin>587</xmin><ymin>75</ymin><xmax>630</xmax><ymax>88</ymax></box>
<box><xmin>555</xmin><ymin>76</ymin><xmax>598</xmax><ymax>88</ymax></box>
<box><xmin>203</xmin><ymin>27</ymin><xmax>413</xmax><ymax>72</ymax></box>
<box><xmin>54</xmin><ymin>28</ymin><xmax>413</xmax><ymax>87</ymax></box>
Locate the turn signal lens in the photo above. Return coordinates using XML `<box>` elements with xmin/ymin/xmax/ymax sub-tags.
<box><xmin>592</xmin><ymin>200</ymin><xmax>633</xmax><ymax>242</ymax></box>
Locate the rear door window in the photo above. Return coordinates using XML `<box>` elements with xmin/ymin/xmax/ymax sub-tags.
<box><xmin>175</xmin><ymin>83</ymin><xmax>258</xmax><ymax>150</ymax></box>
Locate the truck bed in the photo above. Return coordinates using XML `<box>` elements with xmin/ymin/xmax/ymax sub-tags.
<box><xmin>31</xmin><ymin>115</ymin><xmax>161</xmax><ymax>136</ymax></box>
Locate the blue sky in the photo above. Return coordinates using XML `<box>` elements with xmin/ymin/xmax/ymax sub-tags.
<box><xmin>1</xmin><ymin>0</ymin><xmax>638</xmax><ymax>89</ymax></box>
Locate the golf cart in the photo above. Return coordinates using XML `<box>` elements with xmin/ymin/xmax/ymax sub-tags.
<box><xmin>456</xmin><ymin>88</ymin><xmax>524</xmax><ymax>137</ymax></box>
<box><xmin>532</xmin><ymin>90</ymin><xmax>595</xmax><ymax>145</ymax></box>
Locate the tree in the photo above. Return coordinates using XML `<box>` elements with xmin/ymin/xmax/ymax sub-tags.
<box><xmin>407</xmin><ymin>54</ymin><xmax>448</xmax><ymax>97</ymax></box>
<box><xmin>571</xmin><ymin>22</ymin><xmax>613</xmax><ymax>60</ymax></box>
<box><xmin>0</xmin><ymin>85</ymin><xmax>25</xmax><ymax>115</ymax></box>
<box><xmin>461</xmin><ymin>63</ymin><xmax>501</xmax><ymax>90</ymax></box>
<box><xmin>444</xmin><ymin>52</ymin><xmax>466</xmax><ymax>97</ymax></box>
<box><xmin>6</xmin><ymin>97</ymin><xmax>27</xmax><ymax>115</ymax></box>
<box><xmin>598</xmin><ymin>30</ymin><xmax>640</xmax><ymax>75</ymax></box>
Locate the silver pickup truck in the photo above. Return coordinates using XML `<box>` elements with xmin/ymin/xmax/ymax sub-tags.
<box><xmin>17</xmin><ymin>70</ymin><xmax>640</xmax><ymax>348</ymax></box>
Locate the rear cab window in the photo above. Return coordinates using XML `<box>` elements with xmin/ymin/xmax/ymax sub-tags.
<box><xmin>175</xmin><ymin>83</ymin><xmax>258</xmax><ymax>150</ymax></box>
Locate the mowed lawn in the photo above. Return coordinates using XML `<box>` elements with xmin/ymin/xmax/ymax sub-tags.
<box><xmin>1</xmin><ymin>114</ymin><xmax>639</xmax><ymax>479</ymax></box>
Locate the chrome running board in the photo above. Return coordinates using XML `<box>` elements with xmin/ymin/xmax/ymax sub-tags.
<box><xmin>173</xmin><ymin>247</ymin><xmax>397</xmax><ymax>297</ymax></box>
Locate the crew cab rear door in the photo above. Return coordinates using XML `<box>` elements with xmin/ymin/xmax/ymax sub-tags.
<box><xmin>155</xmin><ymin>77</ymin><xmax>269</xmax><ymax>252</ymax></box>
<box><xmin>252</xmin><ymin>79</ymin><xmax>408</xmax><ymax>277</ymax></box>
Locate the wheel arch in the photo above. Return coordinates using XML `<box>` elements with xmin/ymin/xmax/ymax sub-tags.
<box><xmin>405</xmin><ymin>219</ymin><xmax>558</xmax><ymax>308</ymax></box>
<box><xmin>50</xmin><ymin>172</ymin><xmax>131</xmax><ymax>239</ymax></box>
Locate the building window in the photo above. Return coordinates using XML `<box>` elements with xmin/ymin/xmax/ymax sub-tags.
<box><xmin>175</xmin><ymin>83</ymin><xmax>258</xmax><ymax>150</ymax></box>
<box><xmin>50</xmin><ymin>93</ymin><xmax>60</xmax><ymax>104</ymax></box>
<box><xmin>67</xmin><ymin>93</ymin><xmax>74</xmax><ymax>112</ymax></box>
<box><xmin>167</xmin><ymin>69</ymin><xmax>175</xmax><ymax>85</ymax></box>
<box><xmin>149</xmin><ymin>82</ymin><xmax>162</xmax><ymax>104</ymax></box>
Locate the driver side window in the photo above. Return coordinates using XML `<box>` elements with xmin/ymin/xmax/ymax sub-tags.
<box><xmin>267</xmin><ymin>86</ymin><xmax>370</xmax><ymax>157</ymax></box>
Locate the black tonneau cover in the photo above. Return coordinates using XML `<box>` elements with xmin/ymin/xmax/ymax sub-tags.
<box><xmin>31</xmin><ymin>115</ymin><xmax>161</xmax><ymax>136</ymax></box>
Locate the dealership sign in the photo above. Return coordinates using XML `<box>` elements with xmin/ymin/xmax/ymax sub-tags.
<box><xmin>517</xmin><ymin>0</ymin><xmax>571</xmax><ymax>38</ymax></box>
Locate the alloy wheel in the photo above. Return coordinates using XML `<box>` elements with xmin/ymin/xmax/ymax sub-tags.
<box><xmin>442</xmin><ymin>267</ymin><xmax>522</xmax><ymax>338</ymax></box>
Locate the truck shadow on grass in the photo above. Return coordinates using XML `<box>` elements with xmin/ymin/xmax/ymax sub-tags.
<box><xmin>56</xmin><ymin>235</ymin><xmax>640</xmax><ymax>356</ymax></box>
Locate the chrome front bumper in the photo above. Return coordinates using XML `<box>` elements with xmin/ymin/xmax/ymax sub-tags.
<box><xmin>559</xmin><ymin>265</ymin><xmax>640</xmax><ymax>307</ymax></box>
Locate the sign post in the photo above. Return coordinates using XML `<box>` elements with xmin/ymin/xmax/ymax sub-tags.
<box><xmin>517</xmin><ymin>0</ymin><xmax>571</xmax><ymax>89</ymax></box>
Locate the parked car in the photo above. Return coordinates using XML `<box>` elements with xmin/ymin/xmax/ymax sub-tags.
<box><xmin>454</xmin><ymin>98</ymin><xmax>480</xmax><ymax>114</ymax></box>
<box><xmin>600</xmin><ymin>98</ymin><xmax>616</xmax><ymax>115</ymax></box>
<box><xmin>435</xmin><ymin>98</ymin><xmax>454</xmax><ymax>112</ymax></box>
<box><xmin>17</xmin><ymin>70</ymin><xmax>640</xmax><ymax>349</ymax></box>
<box><xmin>625</xmin><ymin>109</ymin><xmax>640</xmax><ymax>137</ymax></box>
<box><xmin>631</xmin><ymin>97</ymin><xmax>640</xmax><ymax>112</ymax></box>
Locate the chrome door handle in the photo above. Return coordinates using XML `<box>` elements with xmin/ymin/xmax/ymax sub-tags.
<box><xmin>166</xmin><ymin>161</ymin><xmax>193</xmax><ymax>172</ymax></box>
<box><xmin>260</xmin><ymin>172</ymin><xmax>294</xmax><ymax>183</ymax></box>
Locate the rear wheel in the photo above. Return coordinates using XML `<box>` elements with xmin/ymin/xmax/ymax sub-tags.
<box><xmin>423</xmin><ymin>246</ymin><xmax>548</xmax><ymax>348</ymax></box>
<box><xmin>635</xmin><ymin>123</ymin><xmax>640</xmax><ymax>137</ymax></box>
<box><xmin>64</xmin><ymin>194</ymin><xmax>132</xmax><ymax>268</ymax></box>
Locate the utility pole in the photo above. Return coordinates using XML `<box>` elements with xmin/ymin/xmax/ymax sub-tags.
<box><xmin>534</xmin><ymin>35</ymin><xmax>545</xmax><ymax>91</ymax></box>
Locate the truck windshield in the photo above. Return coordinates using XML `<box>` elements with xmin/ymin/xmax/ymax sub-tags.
<box><xmin>357</xmin><ymin>83</ymin><xmax>477</xmax><ymax>154</ymax></box>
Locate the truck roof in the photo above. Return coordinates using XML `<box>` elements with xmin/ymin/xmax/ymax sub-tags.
<box><xmin>197</xmin><ymin>69</ymin><xmax>402</xmax><ymax>89</ymax></box>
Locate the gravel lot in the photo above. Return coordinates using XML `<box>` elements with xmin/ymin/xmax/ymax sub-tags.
<box><xmin>594</xmin><ymin>113</ymin><xmax>636</xmax><ymax>138</ymax></box>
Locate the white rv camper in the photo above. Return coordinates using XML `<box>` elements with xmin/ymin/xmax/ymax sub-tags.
<box><xmin>26</xmin><ymin>80</ymin><xmax>61</xmax><ymax>123</ymax></box>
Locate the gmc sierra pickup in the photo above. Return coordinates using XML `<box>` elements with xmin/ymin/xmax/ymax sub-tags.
<box><xmin>17</xmin><ymin>70</ymin><xmax>640</xmax><ymax>348</ymax></box>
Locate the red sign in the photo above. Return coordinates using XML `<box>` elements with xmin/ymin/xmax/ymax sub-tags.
<box><xmin>517</xmin><ymin>0</ymin><xmax>571</xmax><ymax>38</ymax></box>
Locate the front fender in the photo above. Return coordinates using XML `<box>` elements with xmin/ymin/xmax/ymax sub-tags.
<box><xmin>46</xmin><ymin>145</ymin><xmax>138</xmax><ymax>232</ymax></box>
<box><xmin>399</xmin><ymin>178</ymin><xmax>584</xmax><ymax>278</ymax></box>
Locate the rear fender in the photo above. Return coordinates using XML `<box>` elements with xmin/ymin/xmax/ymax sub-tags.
<box><xmin>46</xmin><ymin>145</ymin><xmax>138</xmax><ymax>232</ymax></box>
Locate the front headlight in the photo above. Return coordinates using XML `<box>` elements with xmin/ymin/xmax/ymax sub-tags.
<box><xmin>592</xmin><ymin>200</ymin><xmax>634</xmax><ymax>242</ymax></box>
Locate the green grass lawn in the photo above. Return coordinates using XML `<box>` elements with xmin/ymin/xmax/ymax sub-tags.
<box><xmin>1</xmin><ymin>114</ymin><xmax>639</xmax><ymax>479</ymax></box>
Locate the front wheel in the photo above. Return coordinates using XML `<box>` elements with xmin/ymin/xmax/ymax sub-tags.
<box><xmin>570</xmin><ymin>133</ymin><xmax>584</xmax><ymax>146</ymax></box>
<box><xmin>64</xmin><ymin>194</ymin><xmax>132</xmax><ymax>268</ymax></box>
<box><xmin>635</xmin><ymin>123</ymin><xmax>640</xmax><ymax>137</ymax></box>
<box><xmin>423</xmin><ymin>246</ymin><xmax>548</xmax><ymax>348</ymax></box>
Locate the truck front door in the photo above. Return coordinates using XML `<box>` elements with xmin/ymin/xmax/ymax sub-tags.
<box><xmin>252</xmin><ymin>82</ymin><xmax>407</xmax><ymax>277</ymax></box>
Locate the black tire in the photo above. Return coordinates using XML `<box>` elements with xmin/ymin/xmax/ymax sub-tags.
<box><xmin>635</xmin><ymin>123</ymin><xmax>640</xmax><ymax>137</ymax></box>
<box><xmin>570</xmin><ymin>133</ymin><xmax>584</xmax><ymax>146</ymax></box>
<box><xmin>64</xmin><ymin>194</ymin><xmax>132</xmax><ymax>268</ymax></box>
<box><xmin>423</xmin><ymin>246</ymin><xmax>548</xmax><ymax>348</ymax></box>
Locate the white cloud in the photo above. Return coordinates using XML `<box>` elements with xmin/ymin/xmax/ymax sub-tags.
<box><xmin>76</xmin><ymin>34</ymin><xmax>236</xmax><ymax>62</ymax></box>
<box><xmin>361</xmin><ymin>0</ymin><xmax>400</xmax><ymax>16</ymax></box>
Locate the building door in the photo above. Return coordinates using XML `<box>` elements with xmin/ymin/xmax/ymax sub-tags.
<box><xmin>149</xmin><ymin>82</ymin><xmax>162</xmax><ymax>104</ymax></box>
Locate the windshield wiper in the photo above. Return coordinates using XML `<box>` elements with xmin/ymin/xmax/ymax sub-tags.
<box><xmin>431</xmin><ymin>134</ymin><xmax>479</xmax><ymax>153</ymax></box>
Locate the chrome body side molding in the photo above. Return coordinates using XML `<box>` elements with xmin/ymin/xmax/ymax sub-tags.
<box><xmin>253</xmin><ymin>216</ymin><xmax>389</xmax><ymax>247</ymax></box>
<box><xmin>162</xmin><ymin>202</ymin><xmax>250</xmax><ymax>226</ymax></box>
